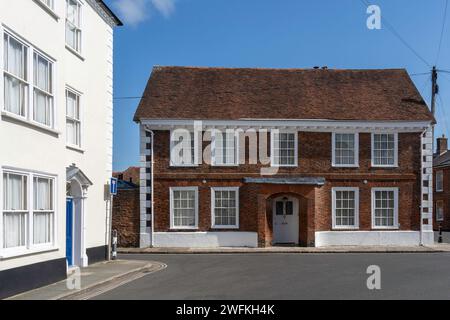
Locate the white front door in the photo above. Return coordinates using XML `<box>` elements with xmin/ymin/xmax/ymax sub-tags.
<box><xmin>272</xmin><ymin>196</ymin><xmax>299</xmax><ymax>244</ymax></box>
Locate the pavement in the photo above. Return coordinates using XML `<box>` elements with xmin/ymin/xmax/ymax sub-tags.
<box><xmin>94</xmin><ymin>252</ymin><xmax>450</xmax><ymax>300</ymax></box>
<box><xmin>7</xmin><ymin>259</ymin><xmax>166</xmax><ymax>300</ymax></box>
<box><xmin>118</xmin><ymin>244</ymin><xmax>450</xmax><ymax>254</ymax></box>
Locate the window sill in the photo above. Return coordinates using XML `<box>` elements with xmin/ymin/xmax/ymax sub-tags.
<box><xmin>33</xmin><ymin>0</ymin><xmax>60</xmax><ymax>20</ymax></box>
<box><xmin>1</xmin><ymin>111</ymin><xmax>61</xmax><ymax>136</ymax></box>
<box><xmin>0</xmin><ymin>246</ymin><xmax>59</xmax><ymax>260</ymax></box>
<box><xmin>65</xmin><ymin>45</ymin><xmax>85</xmax><ymax>61</ymax></box>
<box><xmin>211</xmin><ymin>164</ymin><xmax>240</xmax><ymax>167</ymax></box>
<box><xmin>332</xmin><ymin>164</ymin><xmax>359</xmax><ymax>168</ymax></box>
<box><xmin>169</xmin><ymin>164</ymin><xmax>199</xmax><ymax>168</ymax></box>
<box><xmin>371</xmin><ymin>227</ymin><xmax>400</xmax><ymax>231</ymax></box>
<box><xmin>169</xmin><ymin>228</ymin><xmax>199</xmax><ymax>231</ymax></box>
<box><xmin>211</xmin><ymin>226</ymin><xmax>240</xmax><ymax>230</ymax></box>
<box><xmin>436</xmin><ymin>190</ymin><xmax>443</xmax><ymax>193</ymax></box>
<box><xmin>66</xmin><ymin>144</ymin><xmax>85</xmax><ymax>153</ymax></box>
<box><xmin>332</xmin><ymin>227</ymin><xmax>359</xmax><ymax>231</ymax></box>
<box><xmin>370</xmin><ymin>165</ymin><xmax>399</xmax><ymax>169</ymax></box>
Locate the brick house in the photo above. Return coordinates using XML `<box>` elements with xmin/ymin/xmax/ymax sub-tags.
<box><xmin>113</xmin><ymin>166</ymin><xmax>140</xmax><ymax>185</ymax></box>
<box><xmin>133</xmin><ymin>66</ymin><xmax>435</xmax><ymax>248</ymax></box>
<box><xmin>433</xmin><ymin>136</ymin><xmax>450</xmax><ymax>231</ymax></box>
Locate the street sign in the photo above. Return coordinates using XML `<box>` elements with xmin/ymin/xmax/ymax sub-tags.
<box><xmin>110</xmin><ymin>177</ymin><xmax>118</xmax><ymax>195</ymax></box>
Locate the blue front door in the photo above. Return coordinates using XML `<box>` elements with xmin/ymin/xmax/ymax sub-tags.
<box><xmin>66</xmin><ymin>198</ymin><xmax>73</xmax><ymax>266</ymax></box>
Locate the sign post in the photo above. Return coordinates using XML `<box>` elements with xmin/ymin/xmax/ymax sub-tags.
<box><xmin>107</xmin><ymin>177</ymin><xmax>118</xmax><ymax>260</ymax></box>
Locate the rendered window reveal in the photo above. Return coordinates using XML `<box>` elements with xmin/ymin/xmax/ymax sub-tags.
<box><xmin>3</xmin><ymin>33</ymin><xmax>28</xmax><ymax>117</ymax></box>
<box><xmin>170</xmin><ymin>131</ymin><xmax>195</xmax><ymax>166</ymax></box>
<box><xmin>66</xmin><ymin>89</ymin><xmax>81</xmax><ymax>147</ymax></box>
<box><xmin>333</xmin><ymin>188</ymin><xmax>358</xmax><ymax>228</ymax></box>
<box><xmin>272</xmin><ymin>132</ymin><xmax>296</xmax><ymax>166</ymax></box>
<box><xmin>372</xmin><ymin>133</ymin><xmax>397</xmax><ymax>166</ymax></box>
<box><xmin>171</xmin><ymin>188</ymin><xmax>197</xmax><ymax>228</ymax></box>
<box><xmin>213</xmin><ymin>130</ymin><xmax>238</xmax><ymax>166</ymax></box>
<box><xmin>373</xmin><ymin>188</ymin><xmax>398</xmax><ymax>228</ymax></box>
<box><xmin>436</xmin><ymin>171</ymin><xmax>443</xmax><ymax>192</ymax></box>
<box><xmin>333</xmin><ymin>133</ymin><xmax>357</xmax><ymax>166</ymax></box>
<box><xmin>66</xmin><ymin>0</ymin><xmax>82</xmax><ymax>53</ymax></box>
<box><xmin>212</xmin><ymin>188</ymin><xmax>239</xmax><ymax>228</ymax></box>
<box><xmin>33</xmin><ymin>52</ymin><xmax>54</xmax><ymax>126</ymax></box>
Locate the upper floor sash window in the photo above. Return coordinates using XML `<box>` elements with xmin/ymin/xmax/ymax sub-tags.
<box><xmin>170</xmin><ymin>130</ymin><xmax>197</xmax><ymax>166</ymax></box>
<box><xmin>332</xmin><ymin>133</ymin><xmax>359</xmax><ymax>167</ymax></box>
<box><xmin>271</xmin><ymin>131</ymin><xmax>297</xmax><ymax>167</ymax></box>
<box><xmin>371</xmin><ymin>133</ymin><xmax>398</xmax><ymax>167</ymax></box>
<box><xmin>212</xmin><ymin>130</ymin><xmax>238</xmax><ymax>166</ymax></box>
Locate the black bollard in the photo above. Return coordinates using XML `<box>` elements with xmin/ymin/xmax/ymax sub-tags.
<box><xmin>438</xmin><ymin>225</ymin><xmax>443</xmax><ymax>244</ymax></box>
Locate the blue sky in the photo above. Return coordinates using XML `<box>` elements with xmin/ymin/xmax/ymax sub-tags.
<box><xmin>106</xmin><ymin>0</ymin><xmax>450</xmax><ymax>172</ymax></box>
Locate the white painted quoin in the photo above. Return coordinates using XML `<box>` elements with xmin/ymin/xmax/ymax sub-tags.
<box><xmin>0</xmin><ymin>0</ymin><xmax>121</xmax><ymax>295</ymax></box>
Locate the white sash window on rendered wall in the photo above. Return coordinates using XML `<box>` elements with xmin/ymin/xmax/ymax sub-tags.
<box><xmin>1</xmin><ymin>170</ymin><xmax>56</xmax><ymax>254</ymax></box>
<box><xmin>33</xmin><ymin>177</ymin><xmax>54</xmax><ymax>245</ymax></box>
<box><xmin>2</xmin><ymin>173</ymin><xmax>28</xmax><ymax>249</ymax></box>
<box><xmin>2</xmin><ymin>30</ymin><xmax>56</xmax><ymax>129</ymax></box>
<box><xmin>3</xmin><ymin>33</ymin><xmax>28</xmax><ymax>117</ymax></box>
<box><xmin>33</xmin><ymin>52</ymin><xmax>54</xmax><ymax>126</ymax></box>
<box><xmin>66</xmin><ymin>0</ymin><xmax>82</xmax><ymax>53</ymax></box>
<box><xmin>66</xmin><ymin>89</ymin><xmax>81</xmax><ymax>147</ymax></box>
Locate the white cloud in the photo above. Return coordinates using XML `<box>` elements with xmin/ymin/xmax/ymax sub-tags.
<box><xmin>151</xmin><ymin>0</ymin><xmax>176</xmax><ymax>18</ymax></box>
<box><xmin>112</xmin><ymin>0</ymin><xmax>176</xmax><ymax>26</ymax></box>
<box><xmin>113</xmin><ymin>0</ymin><xmax>149</xmax><ymax>26</ymax></box>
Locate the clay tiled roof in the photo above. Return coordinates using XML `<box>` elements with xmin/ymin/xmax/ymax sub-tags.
<box><xmin>134</xmin><ymin>66</ymin><xmax>434</xmax><ymax>123</ymax></box>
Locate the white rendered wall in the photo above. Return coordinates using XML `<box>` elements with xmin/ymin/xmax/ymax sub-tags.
<box><xmin>315</xmin><ymin>231</ymin><xmax>421</xmax><ymax>247</ymax></box>
<box><xmin>0</xmin><ymin>0</ymin><xmax>114</xmax><ymax>270</ymax></box>
<box><xmin>154</xmin><ymin>232</ymin><xmax>259</xmax><ymax>248</ymax></box>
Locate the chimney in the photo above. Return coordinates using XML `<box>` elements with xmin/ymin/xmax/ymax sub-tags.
<box><xmin>437</xmin><ymin>135</ymin><xmax>448</xmax><ymax>155</ymax></box>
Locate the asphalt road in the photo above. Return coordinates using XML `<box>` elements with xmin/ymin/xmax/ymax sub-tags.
<box><xmin>94</xmin><ymin>253</ymin><xmax>450</xmax><ymax>300</ymax></box>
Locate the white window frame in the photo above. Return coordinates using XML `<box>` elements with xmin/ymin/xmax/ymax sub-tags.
<box><xmin>436</xmin><ymin>200</ymin><xmax>444</xmax><ymax>222</ymax></box>
<box><xmin>65</xmin><ymin>0</ymin><xmax>83</xmax><ymax>55</ymax></box>
<box><xmin>1</xmin><ymin>28</ymin><xmax>57</xmax><ymax>132</ymax></box>
<box><xmin>332</xmin><ymin>132</ymin><xmax>359</xmax><ymax>167</ymax></box>
<box><xmin>65</xmin><ymin>86</ymin><xmax>82</xmax><ymax>149</ymax></box>
<box><xmin>211</xmin><ymin>187</ymin><xmax>240</xmax><ymax>229</ymax></box>
<box><xmin>270</xmin><ymin>130</ymin><xmax>298</xmax><ymax>167</ymax></box>
<box><xmin>332</xmin><ymin>187</ymin><xmax>359</xmax><ymax>230</ymax></box>
<box><xmin>34</xmin><ymin>0</ymin><xmax>59</xmax><ymax>19</ymax></box>
<box><xmin>371</xmin><ymin>187</ymin><xmax>399</xmax><ymax>229</ymax></box>
<box><xmin>436</xmin><ymin>170</ymin><xmax>444</xmax><ymax>192</ymax></box>
<box><xmin>371</xmin><ymin>133</ymin><xmax>398</xmax><ymax>168</ymax></box>
<box><xmin>169</xmin><ymin>187</ymin><xmax>198</xmax><ymax>230</ymax></box>
<box><xmin>0</xmin><ymin>167</ymin><xmax>57</xmax><ymax>258</ymax></box>
<box><xmin>170</xmin><ymin>130</ymin><xmax>198</xmax><ymax>167</ymax></box>
<box><xmin>211</xmin><ymin>129</ymin><xmax>239</xmax><ymax>167</ymax></box>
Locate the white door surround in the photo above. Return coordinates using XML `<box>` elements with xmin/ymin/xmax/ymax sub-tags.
<box><xmin>66</xmin><ymin>165</ymin><xmax>92</xmax><ymax>268</ymax></box>
<box><xmin>272</xmin><ymin>196</ymin><xmax>299</xmax><ymax>245</ymax></box>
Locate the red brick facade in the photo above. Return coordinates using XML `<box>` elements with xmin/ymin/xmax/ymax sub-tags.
<box><xmin>151</xmin><ymin>130</ymin><xmax>422</xmax><ymax>247</ymax></box>
<box><xmin>433</xmin><ymin>167</ymin><xmax>450</xmax><ymax>231</ymax></box>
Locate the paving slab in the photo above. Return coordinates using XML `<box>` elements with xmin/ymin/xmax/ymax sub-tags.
<box><xmin>7</xmin><ymin>259</ymin><xmax>166</xmax><ymax>300</ymax></box>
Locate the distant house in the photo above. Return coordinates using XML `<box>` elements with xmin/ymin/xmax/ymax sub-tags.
<box><xmin>113</xmin><ymin>166</ymin><xmax>140</xmax><ymax>185</ymax></box>
<box><xmin>133</xmin><ymin>66</ymin><xmax>435</xmax><ymax>248</ymax></box>
<box><xmin>433</xmin><ymin>136</ymin><xmax>450</xmax><ymax>231</ymax></box>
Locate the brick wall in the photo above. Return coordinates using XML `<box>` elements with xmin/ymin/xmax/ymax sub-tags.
<box><xmin>112</xmin><ymin>188</ymin><xmax>140</xmax><ymax>247</ymax></box>
<box><xmin>150</xmin><ymin>130</ymin><xmax>422</xmax><ymax>246</ymax></box>
<box><xmin>434</xmin><ymin>167</ymin><xmax>450</xmax><ymax>230</ymax></box>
